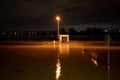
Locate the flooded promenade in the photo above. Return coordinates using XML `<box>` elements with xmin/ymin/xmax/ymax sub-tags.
<box><xmin>0</xmin><ymin>41</ymin><xmax>120</xmax><ymax>80</ymax></box>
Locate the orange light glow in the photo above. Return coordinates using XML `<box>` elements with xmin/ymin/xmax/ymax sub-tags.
<box><xmin>56</xmin><ymin>16</ymin><xmax>60</xmax><ymax>21</ymax></box>
<box><xmin>91</xmin><ymin>58</ymin><xmax>98</xmax><ymax>66</ymax></box>
<box><xmin>59</xmin><ymin>43</ymin><xmax>69</xmax><ymax>57</ymax></box>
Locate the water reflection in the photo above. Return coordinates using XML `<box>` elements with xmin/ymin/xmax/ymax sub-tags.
<box><xmin>58</xmin><ymin>43</ymin><xmax>70</xmax><ymax>57</ymax></box>
<box><xmin>81</xmin><ymin>45</ymin><xmax>85</xmax><ymax>55</ymax></box>
<box><xmin>55</xmin><ymin>58</ymin><xmax>61</xmax><ymax>80</ymax></box>
<box><xmin>91</xmin><ymin>58</ymin><xmax>98</xmax><ymax>66</ymax></box>
<box><xmin>91</xmin><ymin>52</ymin><xmax>98</xmax><ymax>66</ymax></box>
<box><xmin>55</xmin><ymin>43</ymin><xmax>70</xmax><ymax>80</ymax></box>
<box><xmin>81</xmin><ymin>44</ymin><xmax>98</xmax><ymax>66</ymax></box>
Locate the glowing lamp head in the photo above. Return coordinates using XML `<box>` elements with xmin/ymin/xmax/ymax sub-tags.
<box><xmin>56</xmin><ymin>16</ymin><xmax>60</xmax><ymax>21</ymax></box>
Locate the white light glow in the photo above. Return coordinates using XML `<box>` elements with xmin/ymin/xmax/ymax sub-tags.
<box><xmin>55</xmin><ymin>59</ymin><xmax>61</xmax><ymax>80</ymax></box>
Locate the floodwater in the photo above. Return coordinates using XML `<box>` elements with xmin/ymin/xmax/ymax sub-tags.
<box><xmin>0</xmin><ymin>42</ymin><xmax>120</xmax><ymax>80</ymax></box>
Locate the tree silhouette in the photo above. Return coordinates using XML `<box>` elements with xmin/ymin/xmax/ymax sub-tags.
<box><xmin>69</xmin><ymin>27</ymin><xmax>76</xmax><ymax>34</ymax></box>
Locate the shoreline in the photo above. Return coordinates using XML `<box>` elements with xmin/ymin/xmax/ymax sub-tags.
<box><xmin>0</xmin><ymin>41</ymin><xmax>120</xmax><ymax>48</ymax></box>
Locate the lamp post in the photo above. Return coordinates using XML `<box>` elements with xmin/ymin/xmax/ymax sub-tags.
<box><xmin>107</xmin><ymin>34</ymin><xmax>110</xmax><ymax>80</ymax></box>
<box><xmin>105</xmin><ymin>30</ymin><xmax>111</xmax><ymax>80</ymax></box>
<box><xmin>56</xmin><ymin>16</ymin><xmax>60</xmax><ymax>39</ymax></box>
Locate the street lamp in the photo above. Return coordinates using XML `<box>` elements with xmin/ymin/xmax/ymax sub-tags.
<box><xmin>107</xmin><ymin>34</ymin><xmax>111</xmax><ymax>80</ymax></box>
<box><xmin>105</xmin><ymin>30</ymin><xmax>111</xmax><ymax>80</ymax></box>
<box><xmin>56</xmin><ymin>16</ymin><xmax>60</xmax><ymax>39</ymax></box>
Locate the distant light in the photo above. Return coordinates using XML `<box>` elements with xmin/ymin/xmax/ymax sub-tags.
<box><xmin>104</xmin><ymin>30</ymin><xmax>108</xmax><ymax>32</ymax></box>
<box><xmin>14</xmin><ymin>32</ymin><xmax>17</xmax><ymax>35</ymax></box>
<box><xmin>119</xmin><ymin>30</ymin><xmax>120</xmax><ymax>32</ymax></box>
<box><xmin>29</xmin><ymin>32</ymin><xmax>31</xmax><ymax>34</ymax></box>
<box><xmin>32</xmin><ymin>32</ymin><xmax>34</xmax><ymax>34</ymax></box>
<box><xmin>1</xmin><ymin>32</ymin><xmax>6</xmax><ymax>35</ymax></box>
<box><xmin>77</xmin><ymin>30</ymin><xmax>80</xmax><ymax>32</ymax></box>
<box><xmin>35</xmin><ymin>32</ymin><xmax>37</xmax><ymax>34</ymax></box>
<box><xmin>53</xmin><ymin>40</ymin><xmax>56</xmax><ymax>44</ymax></box>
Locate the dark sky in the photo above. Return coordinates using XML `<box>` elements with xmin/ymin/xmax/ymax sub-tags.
<box><xmin>0</xmin><ymin>0</ymin><xmax>120</xmax><ymax>31</ymax></box>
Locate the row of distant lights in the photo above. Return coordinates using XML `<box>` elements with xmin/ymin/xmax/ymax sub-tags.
<box><xmin>1</xmin><ymin>30</ymin><xmax>120</xmax><ymax>35</ymax></box>
<box><xmin>0</xmin><ymin>32</ymin><xmax>43</xmax><ymax>35</ymax></box>
<box><xmin>1</xmin><ymin>32</ymin><xmax>23</xmax><ymax>35</ymax></box>
<box><xmin>104</xmin><ymin>30</ymin><xmax>120</xmax><ymax>33</ymax></box>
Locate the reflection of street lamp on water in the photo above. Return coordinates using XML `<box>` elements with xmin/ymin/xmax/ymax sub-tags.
<box><xmin>55</xmin><ymin>50</ymin><xmax>61</xmax><ymax>80</ymax></box>
<box><xmin>105</xmin><ymin>30</ymin><xmax>111</xmax><ymax>80</ymax></box>
<box><xmin>56</xmin><ymin>16</ymin><xmax>60</xmax><ymax>39</ymax></box>
<box><xmin>55</xmin><ymin>58</ymin><xmax>61</xmax><ymax>80</ymax></box>
<box><xmin>107</xmin><ymin>34</ymin><xmax>110</xmax><ymax>80</ymax></box>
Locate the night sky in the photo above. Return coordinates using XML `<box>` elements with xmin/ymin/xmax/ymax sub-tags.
<box><xmin>0</xmin><ymin>0</ymin><xmax>120</xmax><ymax>31</ymax></box>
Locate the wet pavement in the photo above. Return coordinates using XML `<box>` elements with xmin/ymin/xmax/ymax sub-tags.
<box><xmin>0</xmin><ymin>41</ymin><xmax>120</xmax><ymax>80</ymax></box>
